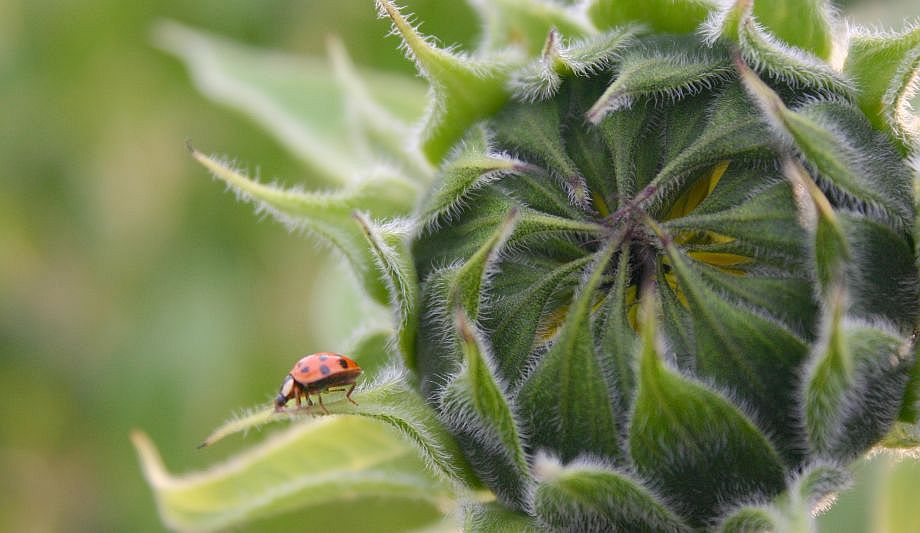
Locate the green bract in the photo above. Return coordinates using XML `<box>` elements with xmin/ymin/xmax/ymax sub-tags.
<box><xmin>138</xmin><ymin>1</ymin><xmax>920</xmax><ymax>531</ymax></box>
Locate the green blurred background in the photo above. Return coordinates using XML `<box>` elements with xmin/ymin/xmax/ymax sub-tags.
<box><xmin>0</xmin><ymin>0</ymin><xmax>917</xmax><ymax>531</ymax></box>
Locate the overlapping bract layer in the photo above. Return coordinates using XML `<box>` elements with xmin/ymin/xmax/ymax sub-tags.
<box><xmin>409</xmin><ymin>13</ymin><xmax>918</xmax><ymax>531</ymax></box>
<box><xmin>139</xmin><ymin>1</ymin><xmax>920</xmax><ymax>531</ymax></box>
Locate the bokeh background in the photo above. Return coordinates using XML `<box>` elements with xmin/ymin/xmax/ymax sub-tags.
<box><xmin>1</xmin><ymin>0</ymin><xmax>917</xmax><ymax>531</ymax></box>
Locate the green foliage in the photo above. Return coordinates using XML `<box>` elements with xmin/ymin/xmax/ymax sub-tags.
<box><xmin>154</xmin><ymin>20</ymin><xmax>429</xmax><ymax>186</ymax></box>
<box><xmin>629</xmin><ymin>298</ymin><xmax>787</xmax><ymax>526</ymax></box>
<box><xmin>354</xmin><ymin>215</ymin><xmax>420</xmax><ymax>368</ymax></box>
<box><xmin>142</xmin><ymin>0</ymin><xmax>920</xmax><ymax>531</ymax></box>
<box><xmin>439</xmin><ymin>311</ymin><xmax>532</xmax><ymax>508</ymax></box>
<box><xmin>133</xmin><ymin>417</ymin><xmax>451</xmax><ymax>531</ymax></box>
<box><xmin>802</xmin><ymin>290</ymin><xmax>913</xmax><ymax>462</ymax></box>
<box><xmin>532</xmin><ymin>453</ymin><xmax>691</xmax><ymax>532</ymax></box>
<box><xmin>189</xmin><ymin>147</ymin><xmax>416</xmax><ymax>305</ymax></box>
<box><xmin>588</xmin><ymin>0</ymin><xmax>714</xmax><ymax>34</ymax></box>
<box><xmin>375</xmin><ymin>0</ymin><xmax>515</xmax><ymax>163</ymax></box>
<box><xmin>844</xmin><ymin>25</ymin><xmax>920</xmax><ymax>153</ymax></box>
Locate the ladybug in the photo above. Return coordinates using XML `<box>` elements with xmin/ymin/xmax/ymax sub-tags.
<box><xmin>274</xmin><ymin>352</ymin><xmax>362</xmax><ymax>413</ymax></box>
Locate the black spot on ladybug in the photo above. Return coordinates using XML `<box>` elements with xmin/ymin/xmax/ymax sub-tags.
<box><xmin>339</xmin><ymin>359</ymin><xmax>348</xmax><ymax>369</ymax></box>
<box><xmin>302</xmin><ymin>366</ymin><xmax>310</xmax><ymax>373</ymax></box>
<box><xmin>319</xmin><ymin>355</ymin><xmax>329</xmax><ymax>361</ymax></box>
<box><xmin>320</xmin><ymin>365</ymin><xmax>331</xmax><ymax>375</ymax></box>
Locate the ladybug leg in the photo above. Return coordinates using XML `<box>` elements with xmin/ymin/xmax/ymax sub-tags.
<box><xmin>345</xmin><ymin>383</ymin><xmax>358</xmax><ymax>406</ymax></box>
<box><xmin>295</xmin><ymin>389</ymin><xmax>302</xmax><ymax>409</ymax></box>
<box><xmin>304</xmin><ymin>391</ymin><xmax>316</xmax><ymax>416</ymax></box>
<box><xmin>317</xmin><ymin>393</ymin><xmax>330</xmax><ymax>415</ymax></box>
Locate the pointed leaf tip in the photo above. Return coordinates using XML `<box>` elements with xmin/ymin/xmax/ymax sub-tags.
<box><xmin>802</xmin><ymin>297</ymin><xmax>913</xmax><ymax>462</ymax></box>
<box><xmin>712</xmin><ymin>1</ymin><xmax>851</xmax><ymax>95</ymax></box>
<box><xmin>518</xmin><ymin>242</ymin><xmax>621</xmax><ymax>462</ymax></box>
<box><xmin>739</xmin><ymin>60</ymin><xmax>913</xmax><ymax>233</ymax></box>
<box><xmin>190</xmin><ymin>149</ymin><xmax>418</xmax><ymax>305</ymax></box>
<box><xmin>375</xmin><ymin>0</ymin><xmax>514</xmax><ymax>163</ymax></box>
<box><xmin>782</xmin><ymin>158</ymin><xmax>849</xmax><ymax>294</ymax></box>
<box><xmin>450</xmin><ymin>207</ymin><xmax>520</xmax><ymax>319</ymax></box>
<box><xmin>513</xmin><ymin>25</ymin><xmax>641</xmax><ymax>104</ymax></box>
<box><xmin>440</xmin><ymin>310</ymin><xmax>532</xmax><ymax>507</ymax></box>
<box><xmin>416</xmin><ymin>127</ymin><xmax>526</xmax><ymax>232</ymax></box>
<box><xmin>844</xmin><ymin>24</ymin><xmax>920</xmax><ymax>153</ymax></box>
<box><xmin>131</xmin><ymin>430</ymin><xmax>170</xmax><ymax>488</ymax></box>
<box><xmin>630</xmin><ymin>288</ymin><xmax>788</xmax><ymax>526</ymax></box>
<box><xmin>587</xmin><ymin>45</ymin><xmax>733</xmax><ymax>124</ymax></box>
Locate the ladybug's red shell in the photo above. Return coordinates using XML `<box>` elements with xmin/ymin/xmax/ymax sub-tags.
<box><xmin>275</xmin><ymin>352</ymin><xmax>362</xmax><ymax>412</ymax></box>
<box><xmin>289</xmin><ymin>352</ymin><xmax>361</xmax><ymax>387</ymax></box>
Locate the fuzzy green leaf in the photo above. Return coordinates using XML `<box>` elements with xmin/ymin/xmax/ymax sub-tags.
<box><xmin>752</xmin><ymin>0</ymin><xmax>835</xmax><ymax>60</ymax></box>
<box><xmin>464</xmin><ymin>502</ymin><xmax>540</xmax><ymax>533</ymax></box>
<box><xmin>414</xmin><ymin>209</ymin><xmax>518</xmax><ymax>396</ymax></box>
<box><xmin>663</xmin><ymin>178</ymin><xmax>807</xmax><ymax>269</ymax></box>
<box><xmin>783</xmin><ymin>158</ymin><xmax>849</xmax><ymax>296</ymax></box>
<box><xmin>844</xmin><ymin>25</ymin><xmax>920</xmax><ymax>153</ymax></box>
<box><xmin>629</xmin><ymin>295</ymin><xmax>787</xmax><ymax>527</ymax></box>
<box><xmin>492</xmin><ymin>95</ymin><xmax>591</xmax><ymax>208</ymax></box>
<box><xmin>595</xmin><ymin>248</ymin><xmax>638</xmax><ymax>427</ymax></box>
<box><xmin>190</xmin><ymin>148</ymin><xmax>416</xmax><ymax>305</ymax></box>
<box><xmin>597</xmin><ymin>103</ymin><xmax>660</xmax><ymax>201</ymax></box>
<box><xmin>153</xmin><ymin>20</ymin><xmax>426</xmax><ymax>186</ymax></box>
<box><xmin>416</xmin><ymin>126</ymin><xmax>528</xmax><ymax>232</ymax></box>
<box><xmin>467</xmin><ymin>0</ymin><xmax>591</xmax><ymax>56</ymax></box>
<box><xmin>708</xmin><ymin>1</ymin><xmax>851</xmax><ymax>95</ymax></box>
<box><xmin>718</xmin><ymin>462</ymin><xmax>850</xmax><ymax>533</ymax></box>
<box><xmin>791</xmin><ymin>462</ymin><xmax>851</xmax><ymax>511</ymax></box>
<box><xmin>376</xmin><ymin>0</ymin><xmax>514</xmax><ymax>163</ymax></box>
<box><xmin>802</xmin><ymin>290</ymin><xmax>913</xmax><ymax>462</ymax></box>
<box><xmin>561</xmin><ymin>82</ymin><xmax>619</xmax><ymax>213</ymax></box>
<box><xmin>659</xmin><ymin>240</ymin><xmax>808</xmax><ymax>457</ymax></box>
<box><xmin>485</xmin><ymin>255</ymin><xmax>594</xmax><ymax>381</ymax></box>
<box><xmin>836</xmin><ymin>213</ymin><xmax>919</xmax><ymax>331</ymax></box>
<box><xmin>588</xmin><ymin>0</ymin><xmax>715</xmax><ymax>34</ymax></box>
<box><xmin>510</xmin><ymin>27</ymin><xmax>639</xmax><ymax>102</ymax></box>
<box><xmin>412</xmin><ymin>192</ymin><xmax>604</xmax><ymax>279</ymax></box>
<box><xmin>450</xmin><ymin>209</ymin><xmax>519</xmax><ymax>319</ymax></box>
<box><xmin>414</xmin><ymin>205</ymin><xmax>589</xmax><ymax>393</ymax></box>
<box><xmin>532</xmin><ymin>453</ymin><xmax>691</xmax><ymax>532</ymax></box>
<box><xmin>699</xmin><ymin>267</ymin><xmax>817</xmax><ymax>339</ymax></box>
<box><xmin>646</xmin><ymin>84</ymin><xmax>775</xmax><ymax>215</ymax></box>
<box><xmin>133</xmin><ymin>417</ymin><xmax>451</xmax><ymax>532</ymax></box>
<box><xmin>439</xmin><ymin>312</ymin><xmax>532</xmax><ymax>508</ymax></box>
<box><xmin>739</xmin><ymin>63</ymin><xmax>913</xmax><ymax>233</ymax></box>
<box><xmin>354</xmin><ymin>215</ymin><xmax>420</xmax><ymax>370</ymax></box>
<box><xmin>586</xmin><ymin>44</ymin><xmax>733</xmax><ymax>124</ymax></box>
<box><xmin>196</xmin><ymin>367</ymin><xmax>479</xmax><ymax>489</ymax></box>
<box><xmin>519</xmin><ymin>243</ymin><xmax>620</xmax><ymax>462</ymax></box>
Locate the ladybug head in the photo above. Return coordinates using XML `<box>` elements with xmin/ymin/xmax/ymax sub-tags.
<box><xmin>274</xmin><ymin>374</ymin><xmax>296</xmax><ymax>410</ymax></box>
